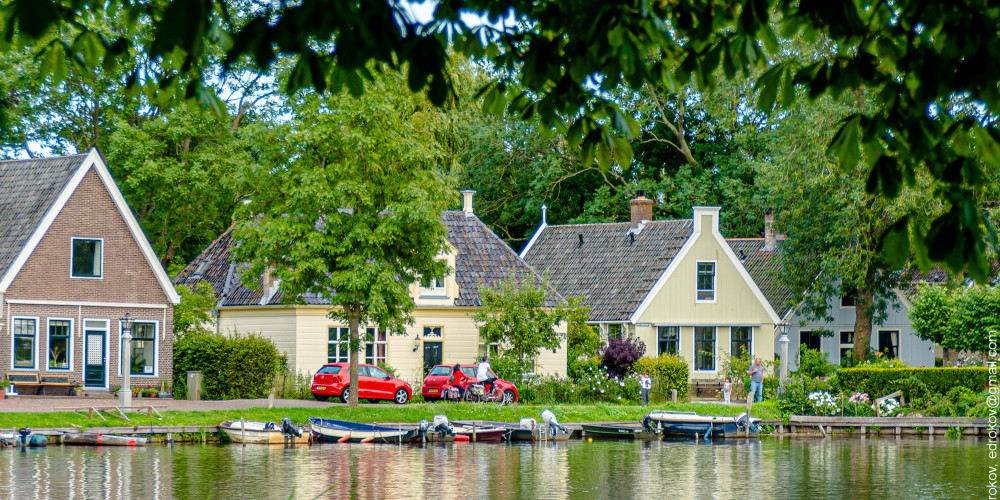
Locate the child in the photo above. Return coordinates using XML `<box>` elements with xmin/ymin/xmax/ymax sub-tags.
<box><xmin>639</xmin><ymin>372</ymin><xmax>652</xmax><ymax>407</ymax></box>
<box><xmin>723</xmin><ymin>376</ymin><xmax>732</xmax><ymax>405</ymax></box>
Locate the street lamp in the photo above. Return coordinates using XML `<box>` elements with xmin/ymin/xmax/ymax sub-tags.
<box><xmin>119</xmin><ymin>312</ymin><xmax>134</xmax><ymax>408</ymax></box>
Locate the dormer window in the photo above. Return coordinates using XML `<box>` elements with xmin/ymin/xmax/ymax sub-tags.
<box><xmin>696</xmin><ymin>261</ymin><xmax>716</xmax><ymax>301</ymax></box>
<box><xmin>420</xmin><ymin>276</ymin><xmax>447</xmax><ymax>297</ymax></box>
<box><xmin>71</xmin><ymin>238</ymin><xmax>103</xmax><ymax>278</ymax></box>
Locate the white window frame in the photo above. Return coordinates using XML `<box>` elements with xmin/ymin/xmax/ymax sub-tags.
<box><xmin>70</xmin><ymin>237</ymin><xmax>104</xmax><ymax>279</ymax></box>
<box><xmin>419</xmin><ymin>275</ymin><xmax>448</xmax><ymax>298</ymax></box>
<box><xmin>693</xmin><ymin>326</ymin><xmax>717</xmax><ymax>372</ymax></box>
<box><xmin>328</xmin><ymin>326</ymin><xmax>351</xmax><ymax>363</ymax></box>
<box><xmin>423</xmin><ymin>326</ymin><xmax>443</xmax><ymax>339</ymax></box>
<box><xmin>606</xmin><ymin>323</ymin><xmax>623</xmax><ymax>340</ymax></box>
<box><xmin>118</xmin><ymin>319</ymin><xmax>159</xmax><ymax>378</ymax></box>
<box><xmin>839</xmin><ymin>330</ymin><xmax>854</xmax><ymax>362</ymax></box>
<box><xmin>364</xmin><ymin>327</ymin><xmax>389</xmax><ymax>366</ymax></box>
<box><xmin>46</xmin><ymin>317</ymin><xmax>74</xmax><ymax>372</ymax></box>
<box><xmin>10</xmin><ymin>316</ymin><xmax>39</xmax><ymax>371</ymax></box>
<box><xmin>83</xmin><ymin>318</ymin><xmax>110</xmax><ymax>389</ymax></box>
<box><xmin>877</xmin><ymin>330</ymin><xmax>900</xmax><ymax>359</ymax></box>
<box><xmin>696</xmin><ymin>261</ymin><xmax>717</xmax><ymax>303</ymax></box>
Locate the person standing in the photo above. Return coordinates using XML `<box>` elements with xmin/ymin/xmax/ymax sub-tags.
<box><xmin>723</xmin><ymin>376</ymin><xmax>732</xmax><ymax>405</ymax></box>
<box><xmin>747</xmin><ymin>358</ymin><xmax>764</xmax><ymax>403</ymax></box>
<box><xmin>639</xmin><ymin>372</ymin><xmax>652</xmax><ymax>407</ymax></box>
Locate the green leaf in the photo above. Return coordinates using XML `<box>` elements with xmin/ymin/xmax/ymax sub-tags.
<box><xmin>866</xmin><ymin>155</ymin><xmax>902</xmax><ymax>197</ymax></box>
<box><xmin>827</xmin><ymin>115</ymin><xmax>861</xmax><ymax>171</ymax></box>
<box><xmin>878</xmin><ymin>215</ymin><xmax>911</xmax><ymax>267</ymax></box>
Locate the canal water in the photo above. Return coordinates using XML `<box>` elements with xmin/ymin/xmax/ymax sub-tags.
<box><xmin>0</xmin><ymin>437</ymin><xmax>983</xmax><ymax>499</ymax></box>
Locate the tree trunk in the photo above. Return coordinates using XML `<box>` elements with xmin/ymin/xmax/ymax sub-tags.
<box><xmin>853</xmin><ymin>287</ymin><xmax>874</xmax><ymax>361</ymax></box>
<box><xmin>346</xmin><ymin>302</ymin><xmax>361</xmax><ymax>408</ymax></box>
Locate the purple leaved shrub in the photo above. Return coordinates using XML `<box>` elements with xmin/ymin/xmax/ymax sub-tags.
<box><xmin>598</xmin><ymin>337</ymin><xmax>646</xmax><ymax>378</ymax></box>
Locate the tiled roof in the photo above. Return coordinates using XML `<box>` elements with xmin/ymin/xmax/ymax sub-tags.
<box><xmin>521</xmin><ymin>220</ymin><xmax>693</xmax><ymax>321</ymax></box>
<box><xmin>0</xmin><ymin>155</ymin><xmax>87</xmax><ymax>278</ymax></box>
<box><xmin>726</xmin><ymin>238</ymin><xmax>796</xmax><ymax>318</ymax></box>
<box><xmin>173</xmin><ymin>211</ymin><xmax>561</xmax><ymax>308</ymax></box>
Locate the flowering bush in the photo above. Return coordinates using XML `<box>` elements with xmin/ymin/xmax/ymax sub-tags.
<box><xmin>807</xmin><ymin>391</ymin><xmax>841</xmax><ymax>415</ymax></box>
<box><xmin>520</xmin><ymin>364</ymin><xmax>641</xmax><ymax>404</ymax></box>
<box><xmin>846</xmin><ymin>392</ymin><xmax>873</xmax><ymax>416</ymax></box>
<box><xmin>873</xmin><ymin>397</ymin><xmax>900</xmax><ymax>416</ymax></box>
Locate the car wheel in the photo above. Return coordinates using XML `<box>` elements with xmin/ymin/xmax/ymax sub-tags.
<box><xmin>394</xmin><ymin>388</ymin><xmax>409</xmax><ymax>405</ymax></box>
<box><xmin>313</xmin><ymin>394</ymin><xmax>329</xmax><ymax>402</ymax></box>
<box><xmin>502</xmin><ymin>390</ymin><xmax>516</xmax><ymax>405</ymax></box>
<box><xmin>340</xmin><ymin>388</ymin><xmax>350</xmax><ymax>404</ymax></box>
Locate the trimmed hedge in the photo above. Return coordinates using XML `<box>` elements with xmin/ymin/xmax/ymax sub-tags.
<box><xmin>833</xmin><ymin>367</ymin><xmax>989</xmax><ymax>397</ymax></box>
<box><xmin>173</xmin><ymin>331</ymin><xmax>286</xmax><ymax>400</ymax></box>
<box><xmin>632</xmin><ymin>355</ymin><xmax>689</xmax><ymax>400</ymax></box>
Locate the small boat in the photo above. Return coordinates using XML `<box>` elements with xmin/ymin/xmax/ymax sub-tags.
<box><xmin>1</xmin><ymin>429</ymin><xmax>48</xmax><ymax>447</ymax></box>
<box><xmin>451</xmin><ymin>425</ymin><xmax>506</xmax><ymax>442</ymax></box>
<box><xmin>648</xmin><ymin>411</ymin><xmax>760</xmax><ymax>439</ymax></box>
<box><xmin>220</xmin><ymin>420</ymin><xmax>310</xmax><ymax>445</ymax></box>
<box><xmin>504</xmin><ymin>417</ymin><xmax>571</xmax><ymax>442</ymax></box>
<box><xmin>62</xmin><ymin>433</ymin><xmax>147</xmax><ymax>446</ymax></box>
<box><xmin>308</xmin><ymin>417</ymin><xmax>416</xmax><ymax>444</ymax></box>
<box><xmin>402</xmin><ymin>415</ymin><xmax>457</xmax><ymax>443</ymax></box>
<box><xmin>580</xmin><ymin>423</ymin><xmax>659</xmax><ymax>440</ymax></box>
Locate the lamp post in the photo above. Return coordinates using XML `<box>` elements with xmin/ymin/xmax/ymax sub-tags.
<box><xmin>778</xmin><ymin>324</ymin><xmax>790</xmax><ymax>396</ymax></box>
<box><xmin>119</xmin><ymin>312</ymin><xmax>134</xmax><ymax>408</ymax></box>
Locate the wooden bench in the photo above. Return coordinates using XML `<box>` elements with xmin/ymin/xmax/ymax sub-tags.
<box><xmin>38</xmin><ymin>374</ymin><xmax>74</xmax><ymax>396</ymax></box>
<box><xmin>6</xmin><ymin>373</ymin><xmax>43</xmax><ymax>395</ymax></box>
<box><xmin>692</xmin><ymin>380</ymin><xmax>723</xmax><ymax>398</ymax></box>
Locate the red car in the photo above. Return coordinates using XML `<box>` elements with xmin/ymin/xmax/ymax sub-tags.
<box><xmin>421</xmin><ymin>364</ymin><xmax>519</xmax><ymax>404</ymax></box>
<box><xmin>311</xmin><ymin>363</ymin><xmax>412</xmax><ymax>404</ymax></box>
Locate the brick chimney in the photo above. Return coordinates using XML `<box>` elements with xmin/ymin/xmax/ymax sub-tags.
<box><xmin>629</xmin><ymin>190</ymin><xmax>653</xmax><ymax>230</ymax></box>
<box><xmin>763</xmin><ymin>211</ymin><xmax>782</xmax><ymax>250</ymax></box>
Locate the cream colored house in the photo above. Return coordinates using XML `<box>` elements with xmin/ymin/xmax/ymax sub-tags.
<box><xmin>173</xmin><ymin>192</ymin><xmax>567</xmax><ymax>383</ymax></box>
<box><xmin>521</xmin><ymin>192</ymin><xmax>791</xmax><ymax>380</ymax></box>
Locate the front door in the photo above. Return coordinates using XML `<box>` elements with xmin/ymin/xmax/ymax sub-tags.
<box><xmin>423</xmin><ymin>341</ymin><xmax>442</xmax><ymax>376</ymax></box>
<box><xmin>84</xmin><ymin>329</ymin><xmax>106</xmax><ymax>387</ymax></box>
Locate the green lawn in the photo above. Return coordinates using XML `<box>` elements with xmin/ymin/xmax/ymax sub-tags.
<box><xmin>0</xmin><ymin>401</ymin><xmax>784</xmax><ymax>430</ymax></box>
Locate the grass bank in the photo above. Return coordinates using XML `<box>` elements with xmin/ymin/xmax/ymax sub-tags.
<box><xmin>0</xmin><ymin>401</ymin><xmax>784</xmax><ymax>430</ymax></box>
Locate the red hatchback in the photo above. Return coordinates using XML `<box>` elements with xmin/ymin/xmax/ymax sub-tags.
<box><xmin>311</xmin><ymin>363</ymin><xmax>412</xmax><ymax>404</ymax></box>
<box><xmin>421</xmin><ymin>364</ymin><xmax>519</xmax><ymax>404</ymax></box>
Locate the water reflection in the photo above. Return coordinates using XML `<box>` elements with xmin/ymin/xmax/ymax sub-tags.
<box><xmin>0</xmin><ymin>438</ymin><xmax>983</xmax><ymax>499</ymax></box>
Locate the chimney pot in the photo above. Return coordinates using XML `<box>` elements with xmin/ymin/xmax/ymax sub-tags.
<box><xmin>541</xmin><ymin>204</ymin><xmax>548</xmax><ymax>225</ymax></box>
<box><xmin>629</xmin><ymin>191</ymin><xmax>654</xmax><ymax>230</ymax></box>
<box><xmin>461</xmin><ymin>190</ymin><xmax>476</xmax><ymax>216</ymax></box>
<box><xmin>763</xmin><ymin>211</ymin><xmax>778</xmax><ymax>249</ymax></box>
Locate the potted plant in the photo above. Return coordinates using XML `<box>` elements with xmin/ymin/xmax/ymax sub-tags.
<box><xmin>73</xmin><ymin>386</ymin><xmax>85</xmax><ymax>397</ymax></box>
<box><xmin>112</xmin><ymin>386</ymin><xmax>121</xmax><ymax>397</ymax></box>
<box><xmin>0</xmin><ymin>380</ymin><xmax>9</xmax><ymax>400</ymax></box>
<box><xmin>133</xmin><ymin>386</ymin><xmax>141</xmax><ymax>398</ymax></box>
<box><xmin>144</xmin><ymin>386</ymin><xmax>157</xmax><ymax>398</ymax></box>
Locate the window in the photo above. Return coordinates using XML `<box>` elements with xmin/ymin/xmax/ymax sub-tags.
<box><xmin>800</xmin><ymin>331</ymin><xmax>821</xmax><ymax>351</ymax></box>
<box><xmin>731</xmin><ymin>326</ymin><xmax>752</xmax><ymax>357</ymax></box>
<box><xmin>696</xmin><ymin>262</ymin><xmax>716</xmax><ymax>301</ymax></box>
<box><xmin>694</xmin><ymin>326</ymin><xmax>715</xmax><ymax>371</ymax></box>
<box><xmin>839</xmin><ymin>331</ymin><xmax>855</xmax><ymax>362</ymax></box>
<box><xmin>71</xmin><ymin>238</ymin><xmax>103</xmax><ymax>278</ymax></box>
<box><xmin>364</xmin><ymin>327</ymin><xmax>388</xmax><ymax>365</ymax></box>
<box><xmin>841</xmin><ymin>287</ymin><xmax>857</xmax><ymax>307</ymax></box>
<box><xmin>317</xmin><ymin>365</ymin><xmax>342</xmax><ymax>375</ymax></box>
<box><xmin>13</xmin><ymin>318</ymin><xmax>37</xmax><ymax>369</ymax></box>
<box><xmin>48</xmin><ymin>319</ymin><xmax>71</xmax><ymax>370</ymax></box>
<box><xmin>607</xmin><ymin>324</ymin><xmax>622</xmax><ymax>340</ymax></box>
<box><xmin>125</xmin><ymin>322</ymin><xmax>156</xmax><ymax>375</ymax></box>
<box><xmin>368</xmin><ymin>366</ymin><xmax>389</xmax><ymax>379</ymax></box>
<box><xmin>878</xmin><ymin>330</ymin><xmax>899</xmax><ymax>359</ymax></box>
<box><xmin>328</xmin><ymin>327</ymin><xmax>350</xmax><ymax>363</ymax></box>
<box><xmin>423</xmin><ymin>326</ymin><xmax>442</xmax><ymax>338</ymax></box>
<box><xmin>421</xmin><ymin>276</ymin><xmax>447</xmax><ymax>297</ymax></box>
<box><xmin>658</xmin><ymin>326</ymin><xmax>679</xmax><ymax>356</ymax></box>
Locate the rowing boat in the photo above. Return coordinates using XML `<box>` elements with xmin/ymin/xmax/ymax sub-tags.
<box><xmin>220</xmin><ymin>420</ymin><xmax>310</xmax><ymax>445</ymax></box>
<box><xmin>62</xmin><ymin>433</ymin><xmax>148</xmax><ymax>446</ymax></box>
<box><xmin>580</xmin><ymin>423</ymin><xmax>659</xmax><ymax>440</ymax></box>
<box><xmin>648</xmin><ymin>411</ymin><xmax>760</xmax><ymax>438</ymax></box>
<box><xmin>308</xmin><ymin>418</ymin><xmax>416</xmax><ymax>444</ymax></box>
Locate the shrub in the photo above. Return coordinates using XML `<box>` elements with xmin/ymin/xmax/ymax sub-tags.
<box><xmin>173</xmin><ymin>330</ymin><xmax>285</xmax><ymax>399</ymax></box>
<box><xmin>632</xmin><ymin>355</ymin><xmax>689</xmax><ymax>400</ymax></box>
<box><xmin>569</xmin><ymin>354</ymin><xmax>601</xmax><ymax>381</ymax></box>
<box><xmin>797</xmin><ymin>348</ymin><xmax>838</xmax><ymax>379</ymax></box>
<box><xmin>833</xmin><ymin>367</ymin><xmax>989</xmax><ymax>398</ymax></box>
<box><xmin>520</xmin><ymin>366</ymin><xmax>642</xmax><ymax>404</ymax></box>
<box><xmin>598</xmin><ymin>337</ymin><xmax>645</xmax><ymax>378</ymax></box>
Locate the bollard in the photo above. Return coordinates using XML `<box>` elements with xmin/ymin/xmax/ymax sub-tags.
<box><xmin>268</xmin><ymin>393</ymin><xmax>274</xmax><ymax>409</ymax></box>
<box><xmin>671</xmin><ymin>389</ymin><xmax>677</xmax><ymax>404</ymax></box>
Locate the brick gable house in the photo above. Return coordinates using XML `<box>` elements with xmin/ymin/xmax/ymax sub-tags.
<box><xmin>0</xmin><ymin>149</ymin><xmax>179</xmax><ymax>393</ymax></box>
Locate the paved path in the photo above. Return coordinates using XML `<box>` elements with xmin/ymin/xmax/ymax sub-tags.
<box><xmin>0</xmin><ymin>396</ymin><xmax>346</xmax><ymax>413</ymax></box>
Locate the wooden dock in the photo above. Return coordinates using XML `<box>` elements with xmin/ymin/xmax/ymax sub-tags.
<box><xmin>786</xmin><ymin>416</ymin><xmax>988</xmax><ymax>436</ymax></box>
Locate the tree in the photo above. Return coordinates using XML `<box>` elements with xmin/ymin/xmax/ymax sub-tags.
<box><xmin>173</xmin><ymin>282</ymin><xmax>217</xmax><ymax>338</ymax></box>
<box><xmin>471</xmin><ymin>274</ymin><xmax>568</xmax><ymax>381</ymax></box>
<box><xmin>6</xmin><ymin>0</ymin><xmax>996</xmax><ymax>281</ymax></box>
<box><xmin>911</xmin><ymin>284</ymin><xmax>1000</xmax><ymax>361</ymax></box>
<box><xmin>230</xmin><ymin>70</ymin><xmax>452</xmax><ymax>407</ymax></box>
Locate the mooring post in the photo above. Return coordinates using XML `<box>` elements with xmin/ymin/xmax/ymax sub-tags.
<box><xmin>671</xmin><ymin>389</ymin><xmax>677</xmax><ymax>404</ymax></box>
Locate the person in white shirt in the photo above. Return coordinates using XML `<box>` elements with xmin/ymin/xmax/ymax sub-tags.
<box><xmin>639</xmin><ymin>372</ymin><xmax>652</xmax><ymax>407</ymax></box>
<box><xmin>476</xmin><ymin>356</ymin><xmax>497</xmax><ymax>392</ymax></box>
